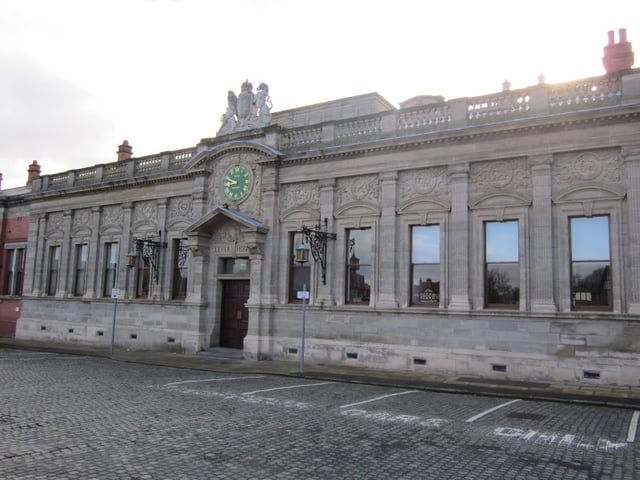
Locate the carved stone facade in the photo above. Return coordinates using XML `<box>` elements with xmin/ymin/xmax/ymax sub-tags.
<box><xmin>3</xmin><ymin>68</ymin><xmax>640</xmax><ymax>388</ymax></box>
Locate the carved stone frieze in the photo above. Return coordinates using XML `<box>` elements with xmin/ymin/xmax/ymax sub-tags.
<box><xmin>168</xmin><ymin>196</ymin><xmax>194</xmax><ymax>221</ymax></box>
<box><xmin>280</xmin><ymin>182</ymin><xmax>319</xmax><ymax>211</ymax></box>
<box><xmin>102</xmin><ymin>205</ymin><xmax>123</xmax><ymax>227</ymax></box>
<box><xmin>553</xmin><ymin>150</ymin><xmax>621</xmax><ymax>191</ymax></box>
<box><xmin>46</xmin><ymin>212</ymin><xmax>64</xmax><ymax>233</ymax></box>
<box><xmin>399</xmin><ymin>167</ymin><xmax>448</xmax><ymax>201</ymax></box>
<box><xmin>336</xmin><ymin>175</ymin><xmax>379</xmax><ymax>207</ymax></box>
<box><xmin>133</xmin><ymin>200</ymin><xmax>158</xmax><ymax>224</ymax></box>
<box><xmin>471</xmin><ymin>158</ymin><xmax>531</xmax><ymax>197</ymax></box>
<box><xmin>72</xmin><ymin>209</ymin><xmax>91</xmax><ymax>229</ymax></box>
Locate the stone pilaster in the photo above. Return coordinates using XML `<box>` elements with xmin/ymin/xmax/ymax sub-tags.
<box><xmin>56</xmin><ymin>210</ymin><xmax>73</xmax><ymax>297</ymax></box>
<box><xmin>317</xmin><ymin>178</ymin><xmax>336</xmax><ymax>305</ymax></box>
<box><xmin>447</xmin><ymin>164</ymin><xmax>471</xmax><ymax>310</ymax></box>
<box><xmin>185</xmin><ymin>232</ymin><xmax>210</xmax><ymax>303</ymax></box>
<box><xmin>23</xmin><ymin>213</ymin><xmax>46</xmax><ymax>296</ymax></box>
<box><xmin>622</xmin><ymin>146</ymin><xmax>640</xmax><ymax>313</ymax></box>
<box><xmin>258</xmin><ymin>161</ymin><xmax>279</xmax><ymax>305</ymax></box>
<box><xmin>156</xmin><ymin>198</ymin><xmax>168</xmax><ymax>300</ymax></box>
<box><xmin>117</xmin><ymin>203</ymin><xmax>133</xmax><ymax>292</ymax></box>
<box><xmin>377</xmin><ymin>171</ymin><xmax>398</xmax><ymax>307</ymax></box>
<box><xmin>85</xmin><ymin>207</ymin><xmax>101</xmax><ymax>298</ymax></box>
<box><xmin>529</xmin><ymin>155</ymin><xmax>557</xmax><ymax>312</ymax></box>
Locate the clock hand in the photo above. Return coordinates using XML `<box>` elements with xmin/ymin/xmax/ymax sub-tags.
<box><xmin>224</xmin><ymin>176</ymin><xmax>238</xmax><ymax>186</ymax></box>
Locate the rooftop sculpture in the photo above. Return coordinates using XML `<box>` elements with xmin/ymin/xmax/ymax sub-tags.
<box><xmin>217</xmin><ymin>80</ymin><xmax>272</xmax><ymax>135</ymax></box>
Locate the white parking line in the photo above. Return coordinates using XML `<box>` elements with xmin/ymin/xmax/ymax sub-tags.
<box><xmin>466</xmin><ymin>399</ymin><xmax>521</xmax><ymax>423</ymax></box>
<box><xmin>241</xmin><ymin>382</ymin><xmax>333</xmax><ymax>396</ymax></box>
<box><xmin>165</xmin><ymin>375</ymin><xmax>265</xmax><ymax>386</ymax></box>
<box><xmin>627</xmin><ymin>411</ymin><xmax>639</xmax><ymax>442</ymax></box>
<box><xmin>338</xmin><ymin>390</ymin><xmax>417</xmax><ymax>409</ymax></box>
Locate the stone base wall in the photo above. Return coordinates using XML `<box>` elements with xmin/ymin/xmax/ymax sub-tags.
<box><xmin>16</xmin><ymin>297</ymin><xmax>208</xmax><ymax>354</ymax></box>
<box><xmin>249</xmin><ymin>306</ymin><xmax>640</xmax><ymax>387</ymax></box>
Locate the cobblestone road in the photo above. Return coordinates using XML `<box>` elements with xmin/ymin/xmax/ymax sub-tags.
<box><xmin>1</xmin><ymin>349</ymin><xmax>638</xmax><ymax>479</ymax></box>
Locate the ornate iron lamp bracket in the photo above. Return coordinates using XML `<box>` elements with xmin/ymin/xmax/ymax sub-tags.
<box><xmin>301</xmin><ymin>218</ymin><xmax>336</xmax><ymax>285</ymax></box>
<box><xmin>134</xmin><ymin>231</ymin><xmax>168</xmax><ymax>283</ymax></box>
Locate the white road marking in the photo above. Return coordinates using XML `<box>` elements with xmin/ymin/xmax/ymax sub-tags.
<box><xmin>493</xmin><ymin>427</ymin><xmax>626</xmax><ymax>451</ymax></box>
<box><xmin>241</xmin><ymin>382</ymin><xmax>332</xmax><ymax>396</ymax></box>
<box><xmin>341</xmin><ymin>408</ymin><xmax>449</xmax><ymax>428</ymax></box>
<box><xmin>465</xmin><ymin>399</ymin><xmax>521</xmax><ymax>423</ymax></box>
<box><xmin>627</xmin><ymin>411</ymin><xmax>639</xmax><ymax>442</ymax></box>
<box><xmin>338</xmin><ymin>390</ymin><xmax>417</xmax><ymax>409</ymax></box>
<box><xmin>0</xmin><ymin>355</ymin><xmax>91</xmax><ymax>361</ymax></box>
<box><xmin>164</xmin><ymin>375</ymin><xmax>265</xmax><ymax>386</ymax></box>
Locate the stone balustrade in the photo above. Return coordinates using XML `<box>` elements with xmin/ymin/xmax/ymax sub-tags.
<box><xmin>31</xmin><ymin>70</ymin><xmax>639</xmax><ymax>192</ymax></box>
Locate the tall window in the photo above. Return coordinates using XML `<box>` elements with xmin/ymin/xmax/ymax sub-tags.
<box><xmin>346</xmin><ymin>229</ymin><xmax>372</xmax><ymax>304</ymax></box>
<box><xmin>73</xmin><ymin>244</ymin><xmax>88</xmax><ymax>296</ymax></box>
<box><xmin>411</xmin><ymin>225</ymin><xmax>440</xmax><ymax>306</ymax></box>
<box><xmin>135</xmin><ymin>252</ymin><xmax>151</xmax><ymax>299</ymax></box>
<box><xmin>103</xmin><ymin>242</ymin><xmax>118</xmax><ymax>297</ymax></box>
<box><xmin>485</xmin><ymin>221</ymin><xmax>519</xmax><ymax>308</ymax></box>
<box><xmin>47</xmin><ymin>245</ymin><xmax>61</xmax><ymax>296</ymax></box>
<box><xmin>570</xmin><ymin>216</ymin><xmax>611</xmax><ymax>310</ymax></box>
<box><xmin>4</xmin><ymin>247</ymin><xmax>25</xmax><ymax>296</ymax></box>
<box><xmin>288</xmin><ymin>233</ymin><xmax>310</xmax><ymax>303</ymax></box>
<box><xmin>172</xmin><ymin>239</ymin><xmax>189</xmax><ymax>300</ymax></box>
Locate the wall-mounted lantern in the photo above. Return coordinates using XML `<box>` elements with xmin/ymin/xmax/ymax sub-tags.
<box><xmin>300</xmin><ymin>218</ymin><xmax>336</xmax><ymax>285</ymax></box>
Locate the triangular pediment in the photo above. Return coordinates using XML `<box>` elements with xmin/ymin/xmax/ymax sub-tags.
<box><xmin>184</xmin><ymin>206</ymin><xmax>268</xmax><ymax>236</ymax></box>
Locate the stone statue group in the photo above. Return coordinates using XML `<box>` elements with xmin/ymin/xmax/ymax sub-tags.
<box><xmin>218</xmin><ymin>80</ymin><xmax>272</xmax><ymax>135</ymax></box>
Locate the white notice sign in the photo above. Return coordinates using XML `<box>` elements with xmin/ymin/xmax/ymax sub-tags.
<box><xmin>111</xmin><ymin>288</ymin><xmax>120</xmax><ymax>299</ymax></box>
<box><xmin>297</xmin><ymin>291</ymin><xmax>310</xmax><ymax>300</ymax></box>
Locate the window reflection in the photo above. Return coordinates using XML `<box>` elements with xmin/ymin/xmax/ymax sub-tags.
<box><xmin>485</xmin><ymin>221</ymin><xmax>519</xmax><ymax>308</ymax></box>
<box><xmin>570</xmin><ymin>216</ymin><xmax>611</xmax><ymax>310</ymax></box>
<box><xmin>411</xmin><ymin>226</ymin><xmax>440</xmax><ymax>306</ymax></box>
<box><xmin>347</xmin><ymin>229</ymin><xmax>371</xmax><ymax>304</ymax></box>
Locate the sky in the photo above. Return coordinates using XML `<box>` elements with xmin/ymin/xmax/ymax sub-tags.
<box><xmin>1</xmin><ymin>0</ymin><xmax>638</xmax><ymax>190</ymax></box>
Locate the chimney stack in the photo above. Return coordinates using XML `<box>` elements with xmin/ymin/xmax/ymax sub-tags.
<box><xmin>117</xmin><ymin>140</ymin><xmax>133</xmax><ymax>162</ymax></box>
<box><xmin>0</xmin><ymin>172</ymin><xmax>3</xmax><ymax>191</ymax></box>
<box><xmin>603</xmin><ymin>28</ymin><xmax>634</xmax><ymax>74</ymax></box>
<box><xmin>27</xmin><ymin>160</ymin><xmax>41</xmax><ymax>186</ymax></box>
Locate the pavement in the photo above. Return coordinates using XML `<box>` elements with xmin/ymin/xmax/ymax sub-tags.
<box><xmin>1</xmin><ymin>337</ymin><xmax>639</xmax><ymax>409</ymax></box>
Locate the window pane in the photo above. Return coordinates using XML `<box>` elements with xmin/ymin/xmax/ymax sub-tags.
<box><xmin>412</xmin><ymin>226</ymin><xmax>440</xmax><ymax>263</ymax></box>
<box><xmin>348</xmin><ymin>265</ymin><xmax>371</xmax><ymax>303</ymax></box>
<box><xmin>486</xmin><ymin>263</ymin><xmax>520</xmax><ymax>305</ymax></box>
<box><xmin>486</xmin><ymin>221</ymin><xmax>518</xmax><ymax>262</ymax></box>
<box><xmin>572</xmin><ymin>261</ymin><xmax>611</xmax><ymax>307</ymax></box>
<box><xmin>571</xmin><ymin>216</ymin><xmax>610</xmax><ymax>261</ymax></box>
<box><xmin>412</xmin><ymin>264</ymin><xmax>440</xmax><ymax>305</ymax></box>
<box><xmin>348</xmin><ymin>229</ymin><xmax>372</xmax><ymax>265</ymax></box>
<box><xmin>74</xmin><ymin>245</ymin><xmax>88</xmax><ymax>296</ymax></box>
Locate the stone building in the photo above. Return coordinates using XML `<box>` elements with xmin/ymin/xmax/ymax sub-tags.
<box><xmin>1</xmin><ymin>31</ymin><xmax>639</xmax><ymax>386</ymax></box>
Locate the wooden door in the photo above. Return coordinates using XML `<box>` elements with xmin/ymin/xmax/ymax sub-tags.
<box><xmin>220</xmin><ymin>280</ymin><xmax>250</xmax><ymax>349</ymax></box>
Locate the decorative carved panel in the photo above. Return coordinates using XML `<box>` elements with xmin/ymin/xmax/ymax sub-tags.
<box><xmin>102</xmin><ymin>205</ymin><xmax>123</xmax><ymax>227</ymax></box>
<box><xmin>336</xmin><ymin>175</ymin><xmax>379</xmax><ymax>207</ymax></box>
<box><xmin>72</xmin><ymin>209</ymin><xmax>91</xmax><ymax>229</ymax></box>
<box><xmin>46</xmin><ymin>212</ymin><xmax>64</xmax><ymax>233</ymax></box>
<box><xmin>399</xmin><ymin>167</ymin><xmax>448</xmax><ymax>202</ymax></box>
<box><xmin>552</xmin><ymin>150</ymin><xmax>621</xmax><ymax>191</ymax></box>
<box><xmin>133</xmin><ymin>200</ymin><xmax>158</xmax><ymax>225</ymax></box>
<box><xmin>168</xmin><ymin>196</ymin><xmax>194</xmax><ymax>221</ymax></box>
<box><xmin>280</xmin><ymin>182</ymin><xmax>319</xmax><ymax>211</ymax></box>
<box><xmin>471</xmin><ymin>158</ymin><xmax>531</xmax><ymax>198</ymax></box>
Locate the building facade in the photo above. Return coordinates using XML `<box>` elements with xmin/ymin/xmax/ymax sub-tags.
<box><xmin>2</xmin><ymin>35</ymin><xmax>639</xmax><ymax>387</ymax></box>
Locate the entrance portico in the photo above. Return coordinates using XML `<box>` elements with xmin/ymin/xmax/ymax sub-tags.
<box><xmin>184</xmin><ymin>206</ymin><xmax>268</xmax><ymax>352</ymax></box>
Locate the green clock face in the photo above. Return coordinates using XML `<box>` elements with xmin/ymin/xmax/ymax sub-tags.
<box><xmin>223</xmin><ymin>165</ymin><xmax>252</xmax><ymax>200</ymax></box>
